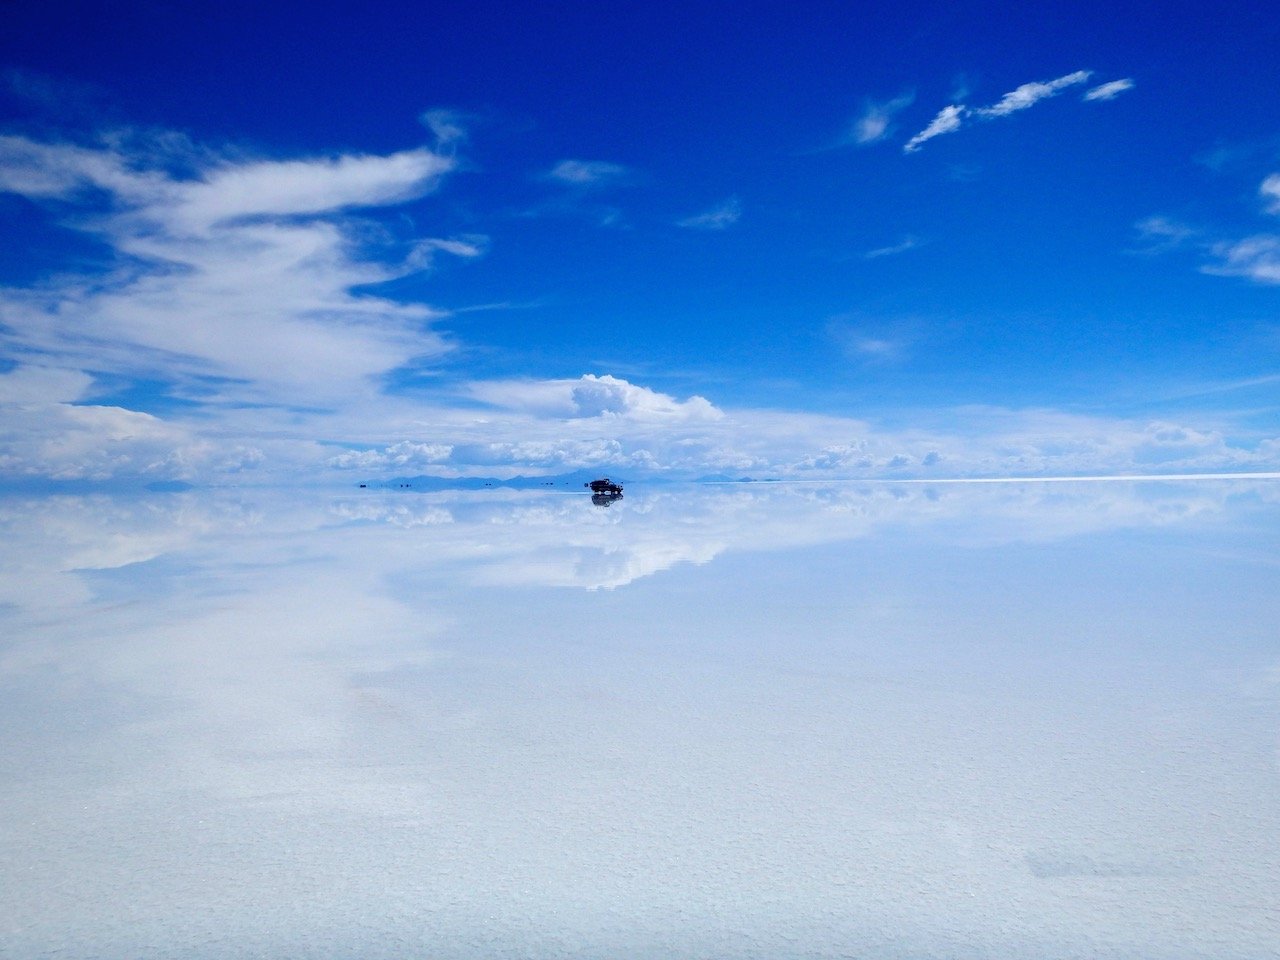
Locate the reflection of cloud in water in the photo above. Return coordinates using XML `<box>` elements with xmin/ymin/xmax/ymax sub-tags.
<box><xmin>326</xmin><ymin>479</ymin><xmax>1277</xmax><ymax>588</ymax></box>
<box><xmin>1</xmin><ymin>481</ymin><xmax>1275</xmax><ymax>602</ymax></box>
<box><xmin>2</xmin><ymin>481</ymin><xmax>1279</xmax><ymax>956</ymax></box>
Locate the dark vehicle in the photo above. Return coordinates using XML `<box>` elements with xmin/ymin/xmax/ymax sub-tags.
<box><xmin>591</xmin><ymin>492</ymin><xmax>623</xmax><ymax>507</ymax></box>
<box><xmin>585</xmin><ymin>478</ymin><xmax>623</xmax><ymax>495</ymax></box>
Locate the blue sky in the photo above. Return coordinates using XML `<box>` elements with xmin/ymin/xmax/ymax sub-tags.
<box><xmin>1</xmin><ymin>0</ymin><xmax>1279</xmax><ymax>482</ymax></box>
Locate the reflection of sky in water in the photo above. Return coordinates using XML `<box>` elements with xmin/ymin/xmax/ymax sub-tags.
<box><xmin>1</xmin><ymin>482</ymin><xmax>1278</xmax><ymax>958</ymax></box>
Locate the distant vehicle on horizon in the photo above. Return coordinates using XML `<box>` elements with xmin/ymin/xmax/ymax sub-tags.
<box><xmin>585</xmin><ymin>478</ymin><xmax>623</xmax><ymax>495</ymax></box>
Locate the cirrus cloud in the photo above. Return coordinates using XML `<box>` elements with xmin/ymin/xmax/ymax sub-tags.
<box><xmin>1084</xmin><ymin>78</ymin><xmax>1136</xmax><ymax>102</ymax></box>
<box><xmin>903</xmin><ymin>69</ymin><xmax>1106</xmax><ymax>153</ymax></box>
<box><xmin>0</xmin><ymin>130</ymin><xmax>469</xmax><ymax>409</ymax></box>
<box><xmin>676</xmin><ymin>196</ymin><xmax>742</xmax><ymax>230</ymax></box>
<box><xmin>849</xmin><ymin>91</ymin><xmax>915</xmax><ymax>146</ymax></box>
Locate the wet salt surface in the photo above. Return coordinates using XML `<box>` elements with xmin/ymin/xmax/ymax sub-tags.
<box><xmin>1</xmin><ymin>480</ymin><xmax>1278</xmax><ymax>958</ymax></box>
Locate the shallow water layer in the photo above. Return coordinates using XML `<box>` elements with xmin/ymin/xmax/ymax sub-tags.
<box><xmin>1</xmin><ymin>480</ymin><xmax>1278</xmax><ymax>958</ymax></box>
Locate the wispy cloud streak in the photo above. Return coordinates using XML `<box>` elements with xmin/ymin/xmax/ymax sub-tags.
<box><xmin>904</xmin><ymin>105</ymin><xmax>967</xmax><ymax>153</ymax></box>
<box><xmin>677</xmin><ymin>196</ymin><xmax>742</xmax><ymax>230</ymax></box>
<box><xmin>1205</xmin><ymin>235</ymin><xmax>1280</xmax><ymax>284</ymax></box>
<box><xmin>864</xmin><ymin>235</ymin><xmax>921</xmax><ymax>259</ymax></box>
<box><xmin>0</xmin><ymin>127</ymin><xmax>482</xmax><ymax>480</ymax></box>
<box><xmin>849</xmin><ymin>91</ymin><xmax>915</xmax><ymax>145</ymax></box>
<box><xmin>1084</xmin><ymin>78</ymin><xmax>1135</xmax><ymax>101</ymax></box>
<box><xmin>0</xmin><ymin>133</ymin><xmax>464</xmax><ymax>404</ymax></box>
<box><xmin>545</xmin><ymin>159</ymin><xmax>630</xmax><ymax>187</ymax></box>
<box><xmin>904</xmin><ymin>69</ymin><xmax>1100</xmax><ymax>153</ymax></box>
<box><xmin>1193</xmin><ymin>173</ymin><xmax>1280</xmax><ymax>285</ymax></box>
<box><xmin>973</xmin><ymin>70</ymin><xmax>1092</xmax><ymax>118</ymax></box>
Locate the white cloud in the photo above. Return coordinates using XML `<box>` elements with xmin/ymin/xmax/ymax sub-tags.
<box><xmin>419</xmin><ymin>108</ymin><xmax>469</xmax><ymax>150</ymax></box>
<box><xmin>0</xmin><ymin>364</ymin><xmax>92</xmax><ymax>404</ymax></box>
<box><xmin>1170</xmin><ymin>175</ymin><xmax>1280</xmax><ymax>285</ymax></box>
<box><xmin>851</xmin><ymin>337</ymin><xmax>903</xmax><ymax>358</ymax></box>
<box><xmin>328</xmin><ymin>440</ymin><xmax>454</xmax><ymax>471</ymax></box>
<box><xmin>849</xmin><ymin>92</ymin><xmax>915</xmax><ymax>145</ymax></box>
<box><xmin>864</xmin><ymin>235</ymin><xmax>921</xmax><ymax>259</ymax></box>
<box><xmin>2</xmin><ymin>122</ymin><xmax>1274</xmax><ymax>488</ymax></box>
<box><xmin>468</xmin><ymin>373</ymin><xmax>722</xmax><ymax>422</ymax></box>
<box><xmin>164</xmin><ymin>150</ymin><xmax>451</xmax><ymax>234</ymax></box>
<box><xmin>0</xmin><ymin>132</ymin><xmax>465</xmax><ymax>408</ymax></box>
<box><xmin>1135</xmin><ymin>215</ymin><xmax>1196</xmax><ymax>244</ymax></box>
<box><xmin>0</xmin><ymin>401</ymin><xmax>218</xmax><ymax>481</ymax></box>
<box><xmin>527</xmin><ymin>159</ymin><xmax>635</xmax><ymax>226</ymax></box>
<box><xmin>1204</xmin><ymin>235</ymin><xmax>1280</xmax><ymax>284</ymax></box>
<box><xmin>0</xmin><ymin>127</ymin><xmax>481</xmax><ymax>482</ymax></box>
<box><xmin>676</xmin><ymin>196</ymin><xmax>742</xmax><ymax>230</ymax></box>
<box><xmin>1261</xmin><ymin>174</ymin><xmax>1280</xmax><ymax>215</ymax></box>
<box><xmin>324</xmin><ymin>375</ymin><xmax>1280</xmax><ymax>483</ymax></box>
<box><xmin>545</xmin><ymin>159</ymin><xmax>630</xmax><ymax>187</ymax></box>
<box><xmin>904</xmin><ymin>104</ymin><xmax>967</xmax><ymax>153</ymax></box>
<box><xmin>828</xmin><ymin>314</ymin><xmax>921</xmax><ymax>362</ymax></box>
<box><xmin>904</xmin><ymin>70</ymin><xmax>1097</xmax><ymax>153</ymax></box>
<box><xmin>404</xmin><ymin>234</ymin><xmax>488</xmax><ymax>271</ymax></box>
<box><xmin>450</xmin><ymin>437</ymin><xmax>629</xmax><ymax>469</ymax></box>
<box><xmin>0</xmin><ymin>135</ymin><xmax>452</xmax><ymax>232</ymax></box>
<box><xmin>974</xmin><ymin>70</ymin><xmax>1093</xmax><ymax>118</ymax></box>
<box><xmin>1084</xmin><ymin>78</ymin><xmax>1135</xmax><ymax>102</ymax></box>
<box><xmin>1131</xmin><ymin>215</ymin><xmax>1199</xmax><ymax>257</ymax></box>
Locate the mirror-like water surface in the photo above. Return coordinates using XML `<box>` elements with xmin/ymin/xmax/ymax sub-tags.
<box><xmin>2</xmin><ymin>481</ymin><xmax>1278</xmax><ymax>958</ymax></box>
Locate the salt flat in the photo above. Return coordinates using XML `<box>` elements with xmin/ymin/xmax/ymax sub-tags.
<box><xmin>1</xmin><ymin>481</ymin><xmax>1277</xmax><ymax>958</ymax></box>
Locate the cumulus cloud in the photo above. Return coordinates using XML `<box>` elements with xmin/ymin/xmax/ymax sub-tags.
<box><xmin>1084</xmin><ymin>78</ymin><xmax>1135</xmax><ymax>102</ymax></box>
<box><xmin>468</xmin><ymin>374</ymin><xmax>722</xmax><ymax>422</ymax></box>
<box><xmin>328</xmin><ymin>440</ymin><xmax>454</xmax><ymax>471</ymax></box>
<box><xmin>677</xmin><ymin>196</ymin><xmax>742</xmax><ymax>230</ymax></box>
<box><xmin>341</xmin><ymin>373</ymin><xmax>1280</xmax><ymax>482</ymax></box>
<box><xmin>0</xmin><ymin>402</ymin><xmax>216</xmax><ymax>481</ymax></box>
<box><xmin>450</xmin><ymin>438</ymin><xmax>629</xmax><ymax>469</ymax></box>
